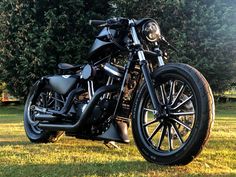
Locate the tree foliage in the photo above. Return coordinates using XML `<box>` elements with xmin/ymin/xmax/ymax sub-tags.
<box><xmin>0</xmin><ymin>0</ymin><xmax>111</xmax><ymax>97</ymax></box>
<box><xmin>0</xmin><ymin>0</ymin><xmax>235</xmax><ymax>96</ymax></box>
<box><xmin>112</xmin><ymin>0</ymin><xmax>236</xmax><ymax>92</ymax></box>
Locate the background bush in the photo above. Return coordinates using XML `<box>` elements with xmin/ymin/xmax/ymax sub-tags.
<box><xmin>111</xmin><ymin>0</ymin><xmax>236</xmax><ymax>92</ymax></box>
<box><xmin>0</xmin><ymin>0</ymin><xmax>235</xmax><ymax>97</ymax></box>
<box><xmin>0</xmin><ymin>0</ymin><xmax>111</xmax><ymax>97</ymax></box>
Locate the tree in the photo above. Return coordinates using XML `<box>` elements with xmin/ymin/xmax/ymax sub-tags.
<box><xmin>0</xmin><ymin>0</ymin><xmax>111</xmax><ymax>97</ymax></box>
<box><xmin>1</xmin><ymin>0</ymin><xmax>235</xmax><ymax>95</ymax></box>
<box><xmin>111</xmin><ymin>0</ymin><xmax>236</xmax><ymax>93</ymax></box>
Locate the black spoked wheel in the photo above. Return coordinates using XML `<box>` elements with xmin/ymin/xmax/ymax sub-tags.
<box><xmin>132</xmin><ymin>64</ymin><xmax>214</xmax><ymax>165</ymax></box>
<box><xmin>24</xmin><ymin>82</ymin><xmax>64</xmax><ymax>143</ymax></box>
<box><xmin>142</xmin><ymin>79</ymin><xmax>195</xmax><ymax>154</ymax></box>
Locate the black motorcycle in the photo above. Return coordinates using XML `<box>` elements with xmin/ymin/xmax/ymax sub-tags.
<box><xmin>24</xmin><ymin>18</ymin><xmax>215</xmax><ymax>165</ymax></box>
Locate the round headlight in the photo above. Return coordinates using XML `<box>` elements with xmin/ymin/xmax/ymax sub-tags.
<box><xmin>142</xmin><ymin>20</ymin><xmax>161</xmax><ymax>42</ymax></box>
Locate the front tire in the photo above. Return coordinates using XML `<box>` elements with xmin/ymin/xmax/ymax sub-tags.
<box><xmin>24</xmin><ymin>82</ymin><xmax>64</xmax><ymax>143</ymax></box>
<box><xmin>132</xmin><ymin>63</ymin><xmax>214</xmax><ymax>165</ymax></box>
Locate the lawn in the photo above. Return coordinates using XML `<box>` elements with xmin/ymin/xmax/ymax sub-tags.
<box><xmin>0</xmin><ymin>103</ymin><xmax>235</xmax><ymax>177</ymax></box>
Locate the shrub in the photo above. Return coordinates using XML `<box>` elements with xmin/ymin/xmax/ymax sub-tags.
<box><xmin>0</xmin><ymin>0</ymin><xmax>111</xmax><ymax>97</ymax></box>
<box><xmin>112</xmin><ymin>0</ymin><xmax>236</xmax><ymax>92</ymax></box>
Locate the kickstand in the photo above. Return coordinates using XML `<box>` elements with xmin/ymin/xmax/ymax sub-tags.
<box><xmin>104</xmin><ymin>141</ymin><xmax>121</xmax><ymax>150</ymax></box>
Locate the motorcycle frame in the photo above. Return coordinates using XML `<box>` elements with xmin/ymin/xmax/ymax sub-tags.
<box><xmin>37</xmin><ymin>20</ymin><xmax>165</xmax><ymax>132</ymax></box>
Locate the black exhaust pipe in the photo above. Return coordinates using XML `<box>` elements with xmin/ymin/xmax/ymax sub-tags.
<box><xmin>38</xmin><ymin>85</ymin><xmax>119</xmax><ymax>131</ymax></box>
<box><xmin>34</xmin><ymin>88</ymin><xmax>84</xmax><ymax>116</ymax></box>
<box><xmin>34</xmin><ymin>114</ymin><xmax>58</xmax><ymax>121</ymax></box>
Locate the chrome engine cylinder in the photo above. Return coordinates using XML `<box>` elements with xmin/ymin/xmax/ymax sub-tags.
<box><xmin>104</xmin><ymin>63</ymin><xmax>123</xmax><ymax>78</ymax></box>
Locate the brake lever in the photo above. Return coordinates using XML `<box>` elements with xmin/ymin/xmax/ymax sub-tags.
<box><xmin>161</xmin><ymin>36</ymin><xmax>179</xmax><ymax>53</ymax></box>
<box><xmin>168</xmin><ymin>43</ymin><xmax>179</xmax><ymax>53</ymax></box>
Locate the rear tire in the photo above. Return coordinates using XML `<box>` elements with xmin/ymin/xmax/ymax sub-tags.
<box><xmin>132</xmin><ymin>63</ymin><xmax>214</xmax><ymax>165</ymax></box>
<box><xmin>24</xmin><ymin>82</ymin><xmax>64</xmax><ymax>143</ymax></box>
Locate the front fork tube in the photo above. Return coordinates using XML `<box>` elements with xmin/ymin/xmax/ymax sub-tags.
<box><xmin>140</xmin><ymin>59</ymin><xmax>161</xmax><ymax>116</ymax></box>
<box><xmin>130</xmin><ymin>22</ymin><xmax>162</xmax><ymax>115</ymax></box>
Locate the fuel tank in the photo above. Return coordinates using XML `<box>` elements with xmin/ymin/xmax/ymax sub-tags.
<box><xmin>88</xmin><ymin>28</ymin><xmax>117</xmax><ymax>60</ymax></box>
<box><xmin>48</xmin><ymin>75</ymin><xmax>77</xmax><ymax>95</ymax></box>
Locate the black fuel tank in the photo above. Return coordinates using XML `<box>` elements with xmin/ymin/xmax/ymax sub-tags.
<box><xmin>48</xmin><ymin>75</ymin><xmax>77</xmax><ymax>95</ymax></box>
<box><xmin>88</xmin><ymin>28</ymin><xmax>117</xmax><ymax>60</ymax></box>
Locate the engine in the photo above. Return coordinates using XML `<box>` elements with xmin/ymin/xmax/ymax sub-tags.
<box><xmin>90</xmin><ymin>98</ymin><xmax>117</xmax><ymax>123</ymax></box>
<box><xmin>73</xmin><ymin>58</ymin><xmax>139</xmax><ymax>135</ymax></box>
<box><xmin>74</xmin><ymin>96</ymin><xmax>116</xmax><ymax>135</ymax></box>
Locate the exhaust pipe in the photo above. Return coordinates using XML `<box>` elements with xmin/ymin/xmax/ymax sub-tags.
<box><xmin>38</xmin><ymin>85</ymin><xmax>119</xmax><ymax>131</ymax></box>
<box><xmin>34</xmin><ymin>88</ymin><xmax>84</xmax><ymax>115</ymax></box>
<box><xmin>32</xmin><ymin>88</ymin><xmax>84</xmax><ymax>121</ymax></box>
<box><xmin>34</xmin><ymin>114</ymin><xmax>58</xmax><ymax>121</ymax></box>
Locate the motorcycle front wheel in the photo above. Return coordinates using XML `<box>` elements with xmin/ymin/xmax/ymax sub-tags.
<box><xmin>132</xmin><ymin>63</ymin><xmax>214</xmax><ymax>165</ymax></box>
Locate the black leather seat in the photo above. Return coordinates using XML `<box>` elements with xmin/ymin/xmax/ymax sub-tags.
<box><xmin>58</xmin><ymin>63</ymin><xmax>82</xmax><ymax>71</ymax></box>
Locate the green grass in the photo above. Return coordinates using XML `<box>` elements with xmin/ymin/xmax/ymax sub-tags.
<box><xmin>0</xmin><ymin>103</ymin><xmax>236</xmax><ymax>177</ymax></box>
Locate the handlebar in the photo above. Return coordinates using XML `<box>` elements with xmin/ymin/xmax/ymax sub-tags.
<box><xmin>89</xmin><ymin>20</ymin><xmax>106</xmax><ymax>26</ymax></box>
<box><xmin>89</xmin><ymin>18</ymin><xmax>128</xmax><ymax>28</ymax></box>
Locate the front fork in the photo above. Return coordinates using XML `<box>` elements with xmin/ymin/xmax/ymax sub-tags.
<box><xmin>130</xmin><ymin>21</ymin><xmax>164</xmax><ymax>116</ymax></box>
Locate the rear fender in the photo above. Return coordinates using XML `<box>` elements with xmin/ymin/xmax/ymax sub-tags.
<box><xmin>28</xmin><ymin>77</ymin><xmax>48</xmax><ymax>102</ymax></box>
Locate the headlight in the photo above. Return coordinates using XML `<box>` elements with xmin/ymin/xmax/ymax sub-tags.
<box><xmin>142</xmin><ymin>20</ymin><xmax>161</xmax><ymax>42</ymax></box>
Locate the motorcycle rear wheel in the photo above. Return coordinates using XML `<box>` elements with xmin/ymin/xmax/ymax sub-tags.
<box><xmin>24</xmin><ymin>83</ymin><xmax>64</xmax><ymax>143</ymax></box>
<box><xmin>132</xmin><ymin>63</ymin><xmax>214</xmax><ymax>165</ymax></box>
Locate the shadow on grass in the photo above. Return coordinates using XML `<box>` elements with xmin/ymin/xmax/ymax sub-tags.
<box><xmin>0</xmin><ymin>141</ymin><xmax>30</xmax><ymax>146</ymax></box>
<box><xmin>0</xmin><ymin>138</ymin><xmax>235</xmax><ymax>176</ymax></box>
<box><xmin>0</xmin><ymin>139</ymin><xmax>130</xmax><ymax>157</ymax></box>
<box><xmin>0</xmin><ymin>161</ymin><xmax>235</xmax><ymax>177</ymax></box>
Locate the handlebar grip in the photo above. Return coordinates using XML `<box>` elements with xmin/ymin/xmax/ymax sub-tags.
<box><xmin>89</xmin><ymin>20</ymin><xmax>106</xmax><ymax>26</ymax></box>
